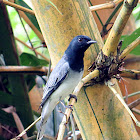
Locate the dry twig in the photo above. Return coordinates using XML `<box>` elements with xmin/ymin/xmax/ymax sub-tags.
<box><xmin>106</xmin><ymin>81</ymin><xmax>140</xmax><ymax>127</ymax></box>
<box><xmin>15</xmin><ymin>37</ymin><xmax>50</xmax><ymax>62</ymax></box>
<box><xmin>11</xmin><ymin>117</ymin><xmax>41</xmax><ymax>140</ymax></box>
<box><xmin>128</xmin><ymin>98</ymin><xmax>140</xmax><ymax>109</ymax></box>
<box><xmin>1</xmin><ymin>0</ymin><xmax>35</xmax><ymax>15</ymax></box>
<box><xmin>0</xmin><ymin>66</ymin><xmax>49</xmax><ymax>75</ymax></box>
<box><xmin>3</xmin><ymin>106</ymin><xmax>28</xmax><ymax>139</ymax></box>
<box><xmin>90</xmin><ymin>0</ymin><xmax>123</xmax><ymax>11</ymax></box>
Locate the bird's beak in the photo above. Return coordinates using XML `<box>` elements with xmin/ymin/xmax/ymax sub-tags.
<box><xmin>87</xmin><ymin>40</ymin><xmax>97</xmax><ymax>45</ymax></box>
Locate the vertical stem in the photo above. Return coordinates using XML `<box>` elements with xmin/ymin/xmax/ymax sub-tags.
<box><xmin>102</xmin><ymin>0</ymin><xmax>138</xmax><ymax>56</ymax></box>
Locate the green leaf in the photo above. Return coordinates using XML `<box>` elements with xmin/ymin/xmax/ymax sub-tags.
<box><xmin>133</xmin><ymin>4</ymin><xmax>140</xmax><ymax>28</ymax></box>
<box><xmin>133</xmin><ymin>4</ymin><xmax>140</xmax><ymax>21</ymax></box>
<box><xmin>0</xmin><ymin>91</ymin><xmax>13</xmax><ymax>105</ymax></box>
<box><xmin>46</xmin><ymin>0</ymin><xmax>62</xmax><ymax>15</ymax></box>
<box><xmin>20</xmin><ymin>53</ymin><xmax>49</xmax><ymax>66</ymax></box>
<box><xmin>121</xmin><ymin>27</ymin><xmax>140</xmax><ymax>55</ymax></box>
<box><xmin>24</xmin><ymin>75</ymin><xmax>36</xmax><ymax>91</ymax></box>
<box><xmin>15</xmin><ymin>0</ymin><xmax>41</xmax><ymax>32</ymax></box>
<box><xmin>0</xmin><ymin>109</ymin><xmax>16</xmax><ymax>127</ymax></box>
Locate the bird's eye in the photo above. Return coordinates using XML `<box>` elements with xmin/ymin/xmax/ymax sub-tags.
<box><xmin>78</xmin><ymin>38</ymin><xmax>83</xmax><ymax>42</ymax></box>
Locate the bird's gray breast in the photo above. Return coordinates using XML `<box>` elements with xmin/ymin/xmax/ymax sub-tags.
<box><xmin>49</xmin><ymin>69</ymin><xmax>83</xmax><ymax>102</ymax></box>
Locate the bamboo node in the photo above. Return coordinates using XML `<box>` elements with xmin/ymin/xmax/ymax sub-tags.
<box><xmin>124</xmin><ymin>0</ymin><xmax>137</xmax><ymax>9</ymax></box>
<box><xmin>88</xmin><ymin>44</ymin><xmax>123</xmax><ymax>84</ymax></box>
<box><xmin>110</xmin><ymin>1</ymin><xmax>116</xmax><ymax>8</ymax></box>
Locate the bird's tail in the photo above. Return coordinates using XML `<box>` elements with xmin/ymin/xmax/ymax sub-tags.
<box><xmin>37</xmin><ymin>101</ymin><xmax>54</xmax><ymax>139</ymax></box>
<box><xmin>36</xmin><ymin>118</ymin><xmax>46</xmax><ymax>140</ymax></box>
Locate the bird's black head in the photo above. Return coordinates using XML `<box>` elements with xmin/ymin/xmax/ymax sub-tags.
<box><xmin>65</xmin><ymin>35</ymin><xmax>96</xmax><ymax>72</ymax></box>
<box><xmin>66</xmin><ymin>35</ymin><xmax>96</xmax><ymax>54</ymax></box>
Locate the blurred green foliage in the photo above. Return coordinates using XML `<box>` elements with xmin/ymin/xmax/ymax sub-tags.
<box><xmin>20</xmin><ymin>53</ymin><xmax>49</xmax><ymax>66</ymax></box>
<box><xmin>132</xmin><ymin>3</ymin><xmax>140</xmax><ymax>28</ymax></box>
<box><xmin>121</xmin><ymin>27</ymin><xmax>140</xmax><ymax>55</ymax></box>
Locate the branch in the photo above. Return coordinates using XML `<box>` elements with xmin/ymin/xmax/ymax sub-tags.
<box><xmin>123</xmin><ymin>91</ymin><xmax>140</xmax><ymax>99</ymax></box>
<box><xmin>90</xmin><ymin>0</ymin><xmax>123</xmax><ymax>11</ymax></box>
<box><xmin>128</xmin><ymin>98</ymin><xmax>140</xmax><ymax>109</ymax></box>
<box><xmin>132</xmin><ymin>108</ymin><xmax>140</xmax><ymax>115</ymax></box>
<box><xmin>3</xmin><ymin>106</ymin><xmax>28</xmax><ymax>139</ymax></box>
<box><xmin>121</xmin><ymin>69</ymin><xmax>140</xmax><ymax>74</ymax></box>
<box><xmin>106</xmin><ymin>81</ymin><xmax>140</xmax><ymax>127</ymax></box>
<box><xmin>17</xmin><ymin>11</ymin><xmax>44</xmax><ymax>41</ymax></box>
<box><xmin>57</xmin><ymin>70</ymin><xmax>99</xmax><ymax>140</ymax></box>
<box><xmin>11</xmin><ymin>116</ymin><xmax>41</xmax><ymax>140</ymax></box>
<box><xmin>0</xmin><ymin>66</ymin><xmax>49</xmax><ymax>75</ymax></box>
<box><xmin>120</xmin><ymin>68</ymin><xmax>140</xmax><ymax>79</ymax></box>
<box><xmin>102</xmin><ymin>0</ymin><xmax>138</xmax><ymax>56</ymax></box>
<box><xmin>120</xmin><ymin>71</ymin><xmax>140</xmax><ymax>79</ymax></box>
<box><xmin>1</xmin><ymin>0</ymin><xmax>35</xmax><ymax>15</ymax></box>
<box><xmin>15</xmin><ymin>37</ymin><xmax>50</xmax><ymax>62</ymax></box>
<box><xmin>119</xmin><ymin>36</ymin><xmax>140</xmax><ymax>60</ymax></box>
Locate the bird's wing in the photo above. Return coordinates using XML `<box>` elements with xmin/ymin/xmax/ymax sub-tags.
<box><xmin>40</xmin><ymin>58</ymin><xmax>69</xmax><ymax>107</ymax></box>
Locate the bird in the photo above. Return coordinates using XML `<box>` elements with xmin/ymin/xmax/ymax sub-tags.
<box><xmin>37</xmin><ymin>35</ymin><xmax>97</xmax><ymax>139</ymax></box>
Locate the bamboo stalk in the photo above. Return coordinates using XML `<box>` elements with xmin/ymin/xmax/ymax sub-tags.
<box><xmin>102</xmin><ymin>0</ymin><xmax>138</xmax><ymax>56</ymax></box>
<box><xmin>31</xmin><ymin>0</ymin><xmax>139</xmax><ymax>139</ymax></box>
<box><xmin>57</xmin><ymin>0</ymin><xmax>140</xmax><ymax>137</ymax></box>
<box><xmin>0</xmin><ymin>66</ymin><xmax>49</xmax><ymax>75</ymax></box>
<box><xmin>58</xmin><ymin>3</ymin><xmax>140</xmax><ymax>138</ymax></box>
<box><xmin>119</xmin><ymin>36</ymin><xmax>140</xmax><ymax>60</ymax></box>
<box><xmin>15</xmin><ymin>37</ymin><xmax>50</xmax><ymax>62</ymax></box>
<box><xmin>90</xmin><ymin>0</ymin><xmax>123</xmax><ymax>11</ymax></box>
<box><xmin>1</xmin><ymin>0</ymin><xmax>35</xmax><ymax>15</ymax></box>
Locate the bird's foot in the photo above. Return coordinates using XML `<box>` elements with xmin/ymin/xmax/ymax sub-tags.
<box><xmin>66</xmin><ymin>105</ymin><xmax>73</xmax><ymax>111</ymax></box>
<box><xmin>68</xmin><ymin>94</ymin><xmax>77</xmax><ymax>102</ymax></box>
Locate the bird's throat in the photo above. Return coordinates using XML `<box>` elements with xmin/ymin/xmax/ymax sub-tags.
<box><xmin>66</xmin><ymin>52</ymin><xmax>84</xmax><ymax>72</ymax></box>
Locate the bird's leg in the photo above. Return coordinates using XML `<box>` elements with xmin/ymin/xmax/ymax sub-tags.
<box><xmin>66</xmin><ymin>105</ymin><xmax>73</xmax><ymax>111</ymax></box>
<box><xmin>106</xmin><ymin>80</ymin><xmax>140</xmax><ymax>127</ymax></box>
<box><xmin>39</xmin><ymin>135</ymin><xmax>44</xmax><ymax>140</ymax></box>
<box><xmin>59</xmin><ymin>100</ymin><xmax>65</xmax><ymax>108</ymax></box>
<box><xmin>58</xmin><ymin>108</ymin><xmax>68</xmax><ymax>125</ymax></box>
<box><xmin>58</xmin><ymin>100</ymin><xmax>74</xmax><ymax>124</ymax></box>
<box><xmin>59</xmin><ymin>100</ymin><xmax>73</xmax><ymax>112</ymax></box>
<box><xmin>58</xmin><ymin>101</ymin><xmax>68</xmax><ymax>121</ymax></box>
